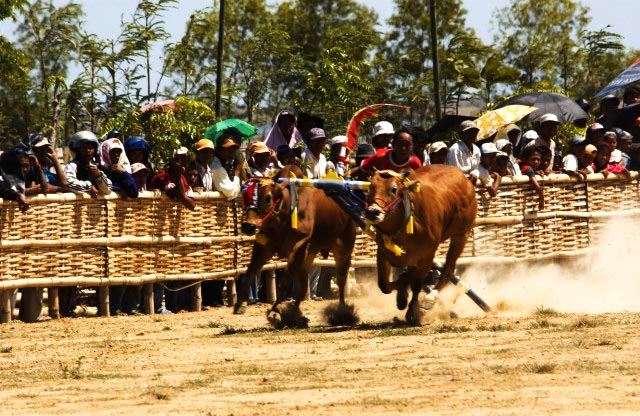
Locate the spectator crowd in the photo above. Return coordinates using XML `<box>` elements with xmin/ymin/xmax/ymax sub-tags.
<box><xmin>3</xmin><ymin>87</ymin><xmax>640</xmax><ymax>322</ymax></box>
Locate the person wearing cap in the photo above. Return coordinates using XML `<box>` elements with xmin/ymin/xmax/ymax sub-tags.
<box><xmin>193</xmin><ymin>138</ymin><xmax>216</xmax><ymax>192</ymax></box>
<box><xmin>211</xmin><ymin>134</ymin><xmax>242</xmax><ymax>200</ymax></box>
<box><xmin>24</xmin><ymin>134</ymin><xmax>68</xmax><ymax>195</ymax></box>
<box><xmin>361</xmin><ymin>126</ymin><xmax>422</xmax><ymax>174</ymax></box>
<box><xmin>445</xmin><ymin>120</ymin><xmax>481</xmax><ymax>183</ymax></box>
<box><xmin>427</xmin><ymin>141</ymin><xmax>449</xmax><ymax>165</ymax></box>
<box><xmin>131</xmin><ymin>163</ymin><xmax>150</xmax><ymax>191</ymax></box>
<box><xmin>494</xmin><ymin>139</ymin><xmax>521</xmax><ymax>176</ymax></box>
<box><xmin>371</xmin><ymin>121</ymin><xmax>394</xmax><ymax>150</ymax></box>
<box><xmin>534</xmin><ymin>113</ymin><xmax>560</xmax><ymax>174</ymax></box>
<box><xmin>478</xmin><ymin>143</ymin><xmax>502</xmax><ymax>197</ymax></box>
<box><xmin>64</xmin><ymin>130</ymin><xmax>112</xmax><ymax>197</ymax></box>
<box><xmin>578</xmin><ymin>144</ymin><xmax>597</xmax><ymax>175</ymax></box>
<box><xmin>99</xmin><ymin>138</ymin><xmax>138</xmax><ymax>198</ymax></box>
<box><xmin>301</xmin><ymin>127</ymin><xmax>328</xmax><ymax>178</ymax></box>
<box><xmin>326</xmin><ymin>135</ymin><xmax>349</xmax><ymax>177</ymax></box>
<box><xmin>561</xmin><ymin>135</ymin><xmax>587</xmax><ymax>176</ymax></box>
<box><xmin>247</xmin><ymin>141</ymin><xmax>274</xmax><ymax>177</ymax></box>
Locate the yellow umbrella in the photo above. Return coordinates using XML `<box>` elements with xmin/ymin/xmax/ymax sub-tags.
<box><xmin>474</xmin><ymin>105</ymin><xmax>537</xmax><ymax>139</ymax></box>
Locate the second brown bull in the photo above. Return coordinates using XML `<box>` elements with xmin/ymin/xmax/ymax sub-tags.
<box><xmin>365</xmin><ymin>165</ymin><xmax>478</xmax><ymax>324</ymax></box>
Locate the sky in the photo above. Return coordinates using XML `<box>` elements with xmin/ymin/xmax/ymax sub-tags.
<box><xmin>1</xmin><ymin>0</ymin><xmax>638</xmax><ymax>90</ymax></box>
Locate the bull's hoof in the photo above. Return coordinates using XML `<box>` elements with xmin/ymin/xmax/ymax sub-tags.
<box><xmin>266</xmin><ymin>303</ymin><xmax>309</xmax><ymax>329</ymax></box>
<box><xmin>322</xmin><ymin>302</ymin><xmax>360</xmax><ymax>326</ymax></box>
<box><xmin>419</xmin><ymin>289</ymin><xmax>439</xmax><ymax>311</ymax></box>
<box><xmin>405</xmin><ymin>307</ymin><xmax>424</xmax><ymax>326</ymax></box>
<box><xmin>233</xmin><ymin>301</ymin><xmax>248</xmax><ymax>315</ymax></box>
<box><xmin>396</xmin><ymin>287</ymin><xmax>408</xmax><ymax>310</ymax></box>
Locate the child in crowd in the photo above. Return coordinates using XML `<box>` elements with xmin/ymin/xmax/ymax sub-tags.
<box><xmin>537</xmin><ymin>146</ymin><xmax>555</xmax><ymax>175</ymax></box>
<box><xmin>602</xmin><ymin>131</ymin><xmax>624</xmax><ymax>167</ymax></box>
<box><xmin>493</xmin><ymin>152</ymin><xmax>513</xmax><ymax>178</ymax></box>
<box><xmin>478</xmin><ymin>143</ymin><xmax>502</xmax><ymax>197</ymax></box>
<box><xmin>593</xmin><ymin>142</ymin><xmax>631</xmax><ymax>179</ymax></box>
<box><xmin>100</xmin><ymin>138</ymin><xmax>138</xmax><ymax>198</ymax></box>
<box><xmin>64</xmin><ymin>131</ymin><xmax>112</xmax><ymax>197</ymax></box>
<box><xmin>427</xmin><ymin>141</ymin><xmax>448</xmax><ymax>165</ymax></box>
<box><xmin>578</xmin><ymin>144</ymin><xmax>597</xmax><ymax>175</ymax></box>
<box><xmin>494</xmin><ymin>139</ymin><xmax>521</xmax><ymax>176</ymax></box>
<box><xmin>519</xmin><ymin>146</ymin><xmax>545</xmax><ymax>210</ymax></box>
<box><xmin>614</xmin><ymin>128</ymin><xmax>634</xmax><ymax>168</ymax></box>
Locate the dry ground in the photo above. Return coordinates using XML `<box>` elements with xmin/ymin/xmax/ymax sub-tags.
<box><xmin>1</xmin><ymin>283</ymin><xmax>639</xmax><ymax>416</ymax></box>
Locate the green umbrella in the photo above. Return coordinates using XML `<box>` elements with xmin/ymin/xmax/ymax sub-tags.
<box><xmin>204</xmin><ymin>119</ymin><xmax>258</xmax><ymax>145</ymax></box>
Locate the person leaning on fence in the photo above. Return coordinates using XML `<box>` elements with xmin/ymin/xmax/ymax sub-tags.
<box><xmin>361</xmin><ymin>126</ymin><xmax>422</xmax><ymax>174</ymax></box>
<box><xmin>560</xmin><ymin>135</ymin><xmax>588</xmax><ymax>180</ymax></box>
<box><xmin>478</xmin><ymin>143</ymin><xmax>502</xmax><ymax>198</ymax></box>
<box><xmin>247</xmin><ymin>141</ymin><xmax>274</xmax><ymax>178</ymax></box>
<box><xmin>64</xmin><ymin>131</ymin><xmax>112</xmax><ymax>197</ymax></box>
<box><xmin>131</xmin><ymin>163</ymin><xmax>150</xmax><ymax>191</ymax></box>
<box><xmin>493</xmin><ymin>152</ymin><xmax>514</xmax><ymax>178</ymax></box>
<box><xmin>593</xmin><ymin>141</ymin><xmax>631</xmax><ymax>179</ymax></box>
<box><xmin>445</xmin><ymin>120</ymin><xmax>481</xmax><ymax>183</ymax></box>
<box><xmin>24</xmin><ymin>134</ymin><xmax>68</xmax><ymax>195</ymax></box>
<box><xmin>533</xmin><ymin>113</ymin><xmax>560</xmax><ymax>174</ymax></box>
<box><xmin>99</xmin><ymin>138</ymin><xmax>138</xmax><ymax>198</ymax></box>
<box><xmin>326</xmin><ymin>135</ymin><xmax>349</xmax><ymax>177</ymax></box>
<box><xmin>124</xmin><ymin>136</ymin><xmax>154</xmax><ymax>186</ymax></box>
<box><xmin>301</xmin><ymin>127</ymin><xmax>329</xmax><ymax>179</ymax></box>
<box><xmin>614</xmin><ymin>128</ymin><xmax>634</xmax><ymax>168</ymax></box>
<box><xmin>519</xmin><ymin>145</ymin><xmax>545</xmax><ymax>211</ymax></box>
<box><xmin>602</xmin><ymin>131</ymin><xmax>624</xmax><ymax>168</ymax></box>
<box><xmin>149</xmin><ymin>146</ymin><xmax>196</xmax><ymax>210</ymax></box>
<box><xmin>494</xmin><ymin>138</ymin><xmax>521</xmax><ymax>176</ymax></box>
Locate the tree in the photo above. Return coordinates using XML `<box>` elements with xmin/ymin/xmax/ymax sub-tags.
<box><xmin>374</xmin><ymin>0</ymin><xmax>481</xmax><ymax>124</ymax></box>
<box><xmin>480</xmin><ymin>55</ymin><xmax>520</xmax><ymax>103</ymax></box>
<box><xmin>493</xmin><ymin>0</ymin><xmax>590</xmax><ymax>89</ymax></box>
<box><xmin>15</xmin><ymin>0</ymin><xmax>84</xmax><ymax>138</ymax></box>
<box><xmin>120</xmin><ymin>0</ymin><xmax>177</xmax><ymax>104</ymax></box>
<box><xmin>576</xmin><ymin>27</ymin><xmax>625</xmax><ymax>99</ymax></box>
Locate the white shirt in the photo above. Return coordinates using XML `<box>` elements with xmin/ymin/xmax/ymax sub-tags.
<box><xmin>478</xmin><ymin>163</ymin><xmax>494</xmax><ymax>189</ymax></box>
<box><xmin>196</xmin><ymin>161</ymin><xmax>213</xmax><ymax>191</ymax></box>
<box><xmin>301</xmin><ymin>148</ymin><xmax>326</xmax><ymax>179</ymax></box>
<box><xmin>562</xmin><ymin>154</ymin><xmax>579</xmax><ymax>171</ymax></box>
<box><xmin>210</xmin><ymin>157</ymin><xmax>240</xmax><ymax>199</ymax></box>
<box><xmin>445</xmin><ymin>141</ymin><xmax>480</xmax><ymax>177</ymax></box>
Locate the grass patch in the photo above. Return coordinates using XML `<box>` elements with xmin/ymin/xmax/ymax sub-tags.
<box><xmin>489</xmin><ymin>364</ymin><xmax>512</xmax><ymax>374</ymax></box>
<box><xmin>533</xmin><ymin>306</ymin><xmax>561</xmax><ymax>317</ymax></box>
<box><xmin>207</xmin><ymin>321</ymin><xmax>221</xmax><ymax>329</ymax></box>
<box><xmin>522</xmin><ymin>362</ymin><xmax>557</xmax><ymax>374</ymax></box>
<box><xmin>61</xmin><ymin>356</ymin><xmax>85</xmax><ymax>380</ymax></box>
<box><xmin>148</xmin><ymin>389</ymin><xmax>170</xmax><ymax>400</ymax></box>
<box><xmin>476</xmin><ymin>323</ymin><xmax>513</xmax><ymax>332</ymax></box>
<box><xmin>566</xmin><ymin>317</ymin><xmax>603</xmax><ymax>330</ymax></box>
<box><xmin>375</xmin><ymin>327</ymin><xmax>421</xmax><ymax>337</ymax></box>
<box><xmin>528</xmin><ymin>319</ymin><xmax>555</xmax><ymax>329</ymax></box>
<box><xmin>431</xmin><ymin>324</ymin><xmax>472</xmax><ymax>334</ymax></box>
<box><xmin>0</xmin><ymin>346</ymin><xmax>13</xmax><ymax>353</ymax></box>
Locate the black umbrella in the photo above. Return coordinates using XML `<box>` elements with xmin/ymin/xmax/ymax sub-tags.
<box><xmin>426</xmin><ymin>114</ymin><xmax>474</xmax><ymax>138</ymax></box>
<box><xmin>495</xmin><ymin>92</ymin><xmax>588</xmax><ymax>123</ymax></box>
<box><xmin>603</xmin><ymin>102</ymin><xmax>640</xmax><ymax>139</ymax></box>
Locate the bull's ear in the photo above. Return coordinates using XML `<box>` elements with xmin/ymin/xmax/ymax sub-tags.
<box><xmin>372</xmin><ymin>167</ymin><xmax>378</xmax><ymax>173</ymax></box>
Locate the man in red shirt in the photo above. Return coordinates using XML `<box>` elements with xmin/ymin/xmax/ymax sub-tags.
<box><xmin>361</xmin><ymin>126</ymin><xmax>422</xmax><ymax>173</ymax></box>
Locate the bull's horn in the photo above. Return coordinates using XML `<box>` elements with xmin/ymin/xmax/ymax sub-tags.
<box><xmin>401</xmin><ymin>170</ymin><xmax>410</xmax><ymax>178</ymax></box>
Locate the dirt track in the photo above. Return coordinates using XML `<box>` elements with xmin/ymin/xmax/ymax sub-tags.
<box><xmin>1</xmin><ymin>283</ymin><xmax>639</xmax><ymax>416</ymax></box>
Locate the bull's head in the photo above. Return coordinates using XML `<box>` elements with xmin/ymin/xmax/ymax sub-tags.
<box><xmin>241</xmin><ymin>177</ymin><xmax>286</xmax><ymax>236</ymax></box>
<box><xmin>365</xmin><ymin>169</ymin><xmax>420</xmax><ymax>224</ymax></box>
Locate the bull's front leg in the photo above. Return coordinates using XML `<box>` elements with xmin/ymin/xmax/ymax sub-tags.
<box><xmin>234</xmin><ymin>243</ymin><xmax>274</xmax><ymax>315</ymax></box>
<box><xmin>376</xmin><ymin>249</ymin><xmax>392</xmax><ymax>294</ymax></box>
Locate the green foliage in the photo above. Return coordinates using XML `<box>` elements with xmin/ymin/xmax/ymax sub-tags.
<box><xmin>102</xmin><ymin>96</ymin><xmax>216</xmax><ymax>167</ymax></box>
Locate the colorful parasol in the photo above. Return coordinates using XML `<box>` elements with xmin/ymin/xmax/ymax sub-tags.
<box><xmin>474</xmin><ymin>105</ymin><xmax>537</xmax><ymax>139</ymax></box>
<box><xmin>345</xmin><ymin>104</ymin><xmax>411</xmax><ymax>149</ymax></box>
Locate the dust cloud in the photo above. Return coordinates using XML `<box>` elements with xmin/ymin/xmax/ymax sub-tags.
<box><xmin>452</xmin><ymin>217</ymin><xmax>640</xmax><ymax>317</ymax></box>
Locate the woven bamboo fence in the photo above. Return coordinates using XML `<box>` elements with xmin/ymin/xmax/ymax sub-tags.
<box><xmin>0</xmin><ymin>172</ymin><xmax>637</xmax><ymax>321</ymax></box>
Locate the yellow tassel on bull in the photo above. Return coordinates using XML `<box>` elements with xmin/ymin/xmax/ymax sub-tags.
<box><xmin>291</xmin><ymin>206</ymin><xmax>298</xmax><ymax>229</ymax></box>
<box><xmin>406</xmin><ymin>213</ymin><xmax>414</xmax><ymax>234</ymax></box>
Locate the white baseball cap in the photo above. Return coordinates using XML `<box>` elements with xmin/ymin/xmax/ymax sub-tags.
<box><xmin>481</xmin><ymin>142</ymin><xmax>499</xmax><ymax>154</ymax></box>
<box><xmin>372</xmin><ymin>121</ymin><xmax>394</xmax><ymax>138</ymax></box>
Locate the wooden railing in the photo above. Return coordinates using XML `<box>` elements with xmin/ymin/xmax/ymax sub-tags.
<box><xmin>0</xmin><ymin>172</ymin><xmax>637</xmax><ymax>322</ymax></box>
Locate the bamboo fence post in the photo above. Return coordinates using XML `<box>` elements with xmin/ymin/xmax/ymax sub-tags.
<box><xmin>47</xmin><ymin>287</ymin><xmax>60</xmax><ymax>319</ymax></box>
<box><xmin>0</xmin><ymin>290</ymin><xmax>11</xmax><ymax>323</ymax></box>
<box><xmin>191</xmin><ymin>283</ymin><xmax>202</xmax><ymax>312</ymax></box>
<box><xmin>143</xmin><ymin>284</ymin><xmax>154</xmax><ymax>315</ymax></box>
<box><xmin>266</xmin><ymin>270</ymin><xmax>276</xmax><ymax>303</ymax></box>
<box><xmin>98</xmin><ymin>286</ymin><xmax>109</xmax><ymax>317</ymax></box>
<box><xmin>226</xmin><ymin>279</ymin><xmax>236</xmax><ymax>308</ymax></box>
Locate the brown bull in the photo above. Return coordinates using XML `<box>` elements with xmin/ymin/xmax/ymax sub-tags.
<box><xmin>236</xmin><ymin>168</ymin><xmax>357</xmax><ymax>328</ymax></box>
<box><xmin>365</xmin><ymin>165</ymin><xmax>478</xmax><ymax>324</ymax></box>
